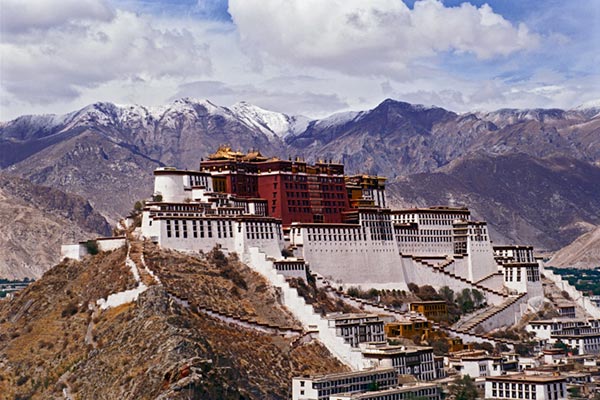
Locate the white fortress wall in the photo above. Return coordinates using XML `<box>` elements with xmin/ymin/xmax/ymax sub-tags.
<box><xmin>477</xmin><ymin>294</ymin><xmax>529</xmax><ymax>332</ymax></box>
<box><xmin>401</xmin><ymin>256</ymin><xmax>505</xmax><ymax>305</ymax></box>
<box><xmin>61</xmin><ymin>244</ymin><xmax>87</xmax><ymax>261</ymax></box>
<box><xmin>476</xmin><ymin>273</ymin><xmax>504</xmax><ymax>292</ymax></box>
<box><xmin>467</xmin><ymin>235</ymin><xmax>500</xmax><ymax>283</ymax></box>
<box><xmin>96</xmin><ymin>237</ymin><xmax>127</xmax><ymax>252</ymax></box>
<box><xmin>293</xmin><ymin>225</ymin><xmax>409</xmax><ymax>291</ymax></box>
<box><xmin>543</xmin><ymin>267</ymin><xmax>600</xmax><ymax>319</ymax></box>
<box><xmin>156</xmin><ymin>218</ymin><xmax>236</xmax><ymax>253</ymax></box>
<box><xmin>245</xmin><ymin>247</ymin><xmax>365</xmax><ymax>370</ymax></box>
<box><xmin>236</xmin><ymin>220</ymin><xmax>284</xmax><ymax>259</ymax></box>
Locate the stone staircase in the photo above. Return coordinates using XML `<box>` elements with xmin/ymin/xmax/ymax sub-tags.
<box><xmin>245</xmin><ymin>247</ymin><xmax>365</xmax><ymax>370</ymax></box>
<box><xmin>311</xmin><ymin>272</ymin><xmax>518</xmax><ymax>349</ymax></box>
<box><xmin>449</xmin><ymin>293</ymin><xmax>527</xmax><ymax>345</ymax></box>
<box><xmin>166</xmin><ymin>291</ymin><xmax>303</xmax><ymax>337</ymax></box>
<box><xmin>410</xmin><ymin>256</ymin><xmax>507</xmax><ymax>299</ymax></box>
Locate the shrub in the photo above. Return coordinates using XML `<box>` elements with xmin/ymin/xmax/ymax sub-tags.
<box><xmin>61</xmin><ymin>302</ymin><xmax>79</xmax><ymax>318</ymax></box>
<box><xmin>84</xmin><ymin>240</ymin><xmax>99</xmax><ymax>255</ymax></box>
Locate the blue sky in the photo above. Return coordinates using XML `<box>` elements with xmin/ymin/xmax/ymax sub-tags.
<box><xmin>1</xmin><ymin>0</ymin><xmax>598</xmax><ymax>120</ymax></box>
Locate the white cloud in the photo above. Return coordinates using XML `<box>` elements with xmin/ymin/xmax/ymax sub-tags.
<box><xmin>0</xmin><ymin>0</ymin><xmax>114</xmax><ymax>34</ymax></box>
<box><xmin>0</xmin><ymin>1</ymin><xmax>212</xmax><ymax>104</ymax></box>
<box><xmin>228</xmin><ymin>0</ymin><xmax>539</xmax><ymax>77</ymax></box>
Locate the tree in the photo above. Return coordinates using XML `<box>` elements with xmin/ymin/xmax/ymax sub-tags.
<box><xmin>448</xmin><ymin>375</ymin><xmax>479</xmax><ymax>400</ymax></box>
<box><xmin>84</xmin><ymin>240</ymin><xmax>99</xmax><ymax>255</ymax></box>
<box><xmin>471</xmin><ymin>289</ymin><xmax>485</xmax><ymax>308</ymax></box>
<box><xmin>408</xmin><ymin>282</ymin><xmax>419</xmax><ymax>294</ymax></box>
<box><xmin>457</xmin><ymin>289</ymin><xmax>475</xmax><ymax>314</ymax></box>
<box><xmin>419</xmin><ymin>285</ymin><xmax>440</xmax><ymax>301</ymax></box>
<box><xmin>431</xmin><ymin>339</ymin><xmax>450</xmax><ymax>356</ymax></box>
<box><xmin>439</xmin><ymin>286</ymin><xmax>455</xmax><ymax>303</ymax></box>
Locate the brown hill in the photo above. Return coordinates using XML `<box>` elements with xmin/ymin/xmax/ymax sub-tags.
<box><xmin>0</xmin><ymin>242</ymin><xmax>345</xmax><ymax>399</ymax></box>
<box><xmin>0</xmin><ymin>173</ymin><xmax>111</xmax><ymax>279</ymax></box>
<box><xmin>548</xmin><ymin>225</ymin><xmax>600</xmax><ymax>269</ymax></box>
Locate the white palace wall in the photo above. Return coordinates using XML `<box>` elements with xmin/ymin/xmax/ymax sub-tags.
<box><xmin>293</xmin><ymin>227</ymin><xmax>409</xmax><ymax>291</ymax></box>
<box><xmin>466</xmin><ymin>238</ymin><xmax>499</xmax><ymax>283</ymax></box>
<box><xmin>401</xmin><ymin>256</ymin><xmax>505</xmax><ymax>305</ymax></box>
<box><xmin>245</xmin><ymin>247</ymin><xmax>365</xmax><ymax>370</ymax></box>
<box><xmin>543</xmin><ymin>267</ymin><xmax>600</xmax><ymax>319</ymax></box>
<box><xmin>154</xmin><ymin>218</ymin><xmax>283</xmax><ymax>259</ymax></box>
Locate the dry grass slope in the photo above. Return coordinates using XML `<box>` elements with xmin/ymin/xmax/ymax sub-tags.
<box><xmin>0</xmin><ymin>242</ymin><xmax>346</xmax><ymax>399</ymax></box>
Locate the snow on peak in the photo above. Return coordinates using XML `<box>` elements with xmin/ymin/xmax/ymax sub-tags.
<box><xmin>231</xmin><ymin>101</ymin><xmax>300</xmax><ymax>138</ymax></box>
<box><xmin>313</xmin><ymin>110</ymin><xmax>363</xmax><ymax>129</ymax></box>
<box><xmin>575</xmin><ymin>99</ymin><xmax>600</xmax><ymax>111</ymax></box>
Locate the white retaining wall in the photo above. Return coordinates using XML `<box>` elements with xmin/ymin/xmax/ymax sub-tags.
<box><xmin>477</xmin><ymin>295</ymin><xmax>529</xmax><ymax>332</ymax></box>
<box><xmin>476</xmin><ymin>273</ymin><xmax>504</xmax><ymax>293</ymax></box>
<box><xmin>543</xmin><ymin>268</ymin><xmax>600</xmax><ymax>319</ymax></box>
<box><xmin>61</xmin><ymin>244</ymin><xmax>87</xmax><ymax>261</ymax></box>
<box><xmin>400</xmin><ymin>256</ymin><xmax>505</xmax><ymax>305</ymax></box>
<box><xmin>245</xmin><ymin>247</ymin><xmax>365</xmax><ymax>370</ymax></box>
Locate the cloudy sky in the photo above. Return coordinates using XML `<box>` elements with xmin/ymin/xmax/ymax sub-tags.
<box><xmin>1</xmin><ymin>0</ymin><xmax>599</xmax><ymax>120</ymax></box>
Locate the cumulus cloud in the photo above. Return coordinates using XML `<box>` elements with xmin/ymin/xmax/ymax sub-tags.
<box><xmin>0</xmin><ymin>0</ymin><xmax>114</xmax><ymax>34</ymax></box>
<box><xmin>0</xmin><ymin>0</ymin><xmax>212</xmax><ymax>104</ymax></box>
<box><xmin>228</xmin><ymin>0</ymin><xmax>539</xmax><ymax>77</ymax></box>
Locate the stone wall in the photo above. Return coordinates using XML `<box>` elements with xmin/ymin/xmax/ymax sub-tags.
<box><xmin>245</xmin><ymin>247</ymin><xmax>365</xmax><ymax>370</ymax></box>
<box><xmin>543</xmin><ymin>267</ymin><xmax>600</xmax><ymax>319</ymax></box>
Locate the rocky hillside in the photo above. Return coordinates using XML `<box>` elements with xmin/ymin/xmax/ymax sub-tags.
<box><xmin>0</xmin><ymin>174</ymin><xmax>111</xmax><ymax>279</ymax></box>
<box><xmin>548</xmin><ymin>226</ymin><xmax>600</xmax><ymax>269</ymax></box>
<box><xmin>0</xmin><ymin>242</ymin><xmax>346</xmax><ymax>399</ymax></box>
<box><xmin>287</xmin><ymin>100</ymin><xmax>600</xmax><ymax>178</ymax></box>
<box><xmin>1</xmin><ymin>97</ymin><xmax>599</xmax><ymax>254</ymax></box>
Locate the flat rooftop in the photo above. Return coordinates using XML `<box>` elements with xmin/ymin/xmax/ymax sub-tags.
<box><xmin>486</xmin><ymin>374</ymin><xmax>566</xmax><ymax>383</ymax></box>
<box><xmin>293</xmin><ymin>367</ymin><xmax>396</xmax><ymax>383</ymax></box>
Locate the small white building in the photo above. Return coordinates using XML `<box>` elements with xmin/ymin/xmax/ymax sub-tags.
<box><xmin>502</xmin><ymin>262</ymin><xmax>543</xmax><ymax>297</ymax></box>
<box><xmin>292</xmin><ymin>368</ymin><xmax>397</xmax><ymax>400</ymax></box>
<box><xmin>329</xmin><ymin>382</ymin><xmax>442</xmax><ymax>400</ymax></box>
<box><xmin>446</xmin><ymin>350</ymin><xmax>519</xmax><ymax>378</ymax></box>
<box><xmin>326</xmin><ymin>313</ymin><xmax>386</xmax><ymax>348</ymax></box>
<box><xmin>359</xmin><ymin>342</ymin><xmax>441</xmax><ymax>381</ymax></box>
<box><xmin>527</xmin><ymin>318</ymin><xmax>600</xmax><ymax>355</ymax></box>
<box><xmin>485</xmin><ymin>374</ymin><xmax>567</xmax><ymax>400</ymax></box>
<box><xmin>494</xmin><ymin>245</ymin><xmax>536</xmax><ymax>264</ymax></box>
<box><xmin>61</xmin><ymin>237</ymin><xmax>127</xmax><ymax>261</ymax></box>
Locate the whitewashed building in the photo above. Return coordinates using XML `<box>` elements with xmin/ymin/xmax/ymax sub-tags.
<box><xmin>326</xmin><ymin>313</ymin><xmax>386</xmax><ymax>348</ymax></box>
<box><xmin>329</xmin><ymin>382</ymin><xmax>442</xmax><ymax>400</ymax></box>
<box><xmin>485</xmin><ymin>374</ymin><xmax>567</xmax><ymax>400</ymax></box>
<box><xmin>359</xmin><ymin>342</ymin><xmax>442</xmax><ymax>381</ymax></box>
<box><xmin>292</xmin><ymin>368</ymin><xmax>397</xmax><ymax>400</ymax></box>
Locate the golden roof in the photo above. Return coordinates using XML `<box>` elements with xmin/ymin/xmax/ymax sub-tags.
<box><xmin>207</xmin><ymin>145</ymin><xmax>245</xmax><ymax>160</ymax></box>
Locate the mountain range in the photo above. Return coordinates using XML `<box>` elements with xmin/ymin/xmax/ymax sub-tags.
<box><xmin>1</xmin><ymin>97</ymin><xmax>599</xmax><ymax>277</ymax></box>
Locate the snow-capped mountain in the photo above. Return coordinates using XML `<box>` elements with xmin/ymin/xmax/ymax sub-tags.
<box><xmin>230</xmin><ymin>101</ymin><xmax>309</xmax><ymax>139</ymax></box>
<box><xmin>1</xmin><ymin>97</ymin><xmax>600</xmax><ymax>278</ymax></box>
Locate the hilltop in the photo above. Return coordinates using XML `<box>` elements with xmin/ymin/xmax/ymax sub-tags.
<box><xmin>0</xmin><ymin>241</ymin><xmax>346</xmax><ymax>399</ymax></box>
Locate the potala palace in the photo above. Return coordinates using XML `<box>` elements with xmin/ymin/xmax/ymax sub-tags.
<box><xmin>140</xmin><ymin>146</ymin><xmax>542</xmax><ymax>308</ymax></box>
<box><xmin>62</xmin><ymin>146</ymin><xmax>600</xmax><ymax>399</ymax></box>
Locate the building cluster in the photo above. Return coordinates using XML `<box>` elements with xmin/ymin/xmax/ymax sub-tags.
<box><xmin>61</xmin><ymin>146</ymin><xmax>600</xmax><ymax>399</ymax></box>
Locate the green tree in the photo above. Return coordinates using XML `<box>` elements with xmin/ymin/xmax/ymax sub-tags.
<box><xmin>471</xmin><ymin>289</ymin><xmax>485</xmax><ymax>308</ymax></box>
<box><xmin>448</xmin><ymin>375</ymin><xmax>479</xmax><ymax>400</ymax></box>
<box><xmin>457</xmin><ymin>289</ymin><xmax>475</xmax><ymax>314</ymax></box>
<box><xmin>84</xmin><ymin>240</ymin><xmax>99</xmax><ymax>255</ymax></box>
<box><xmin>439</xmin><ymin>286</ymin><xmax>455</xmax><ymax>303</ymax></box>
